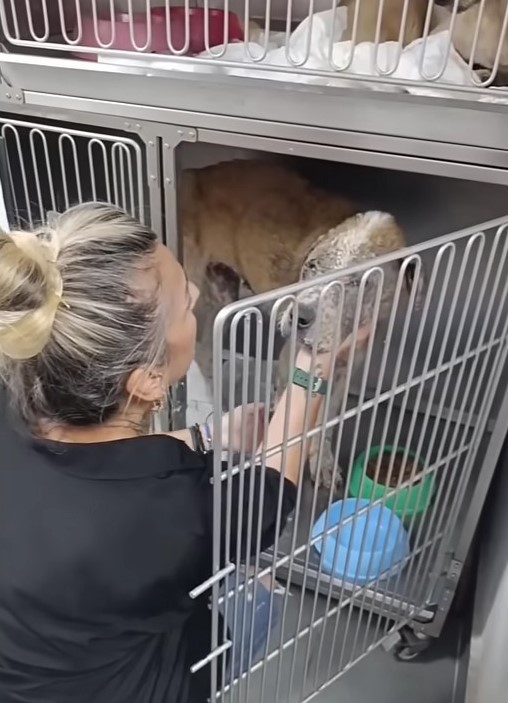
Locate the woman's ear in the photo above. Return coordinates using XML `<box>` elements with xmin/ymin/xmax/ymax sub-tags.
<box><xmin>125</xmin><ymin>368</ymin><xmax>164</xmax><ymax>404</ymax></box>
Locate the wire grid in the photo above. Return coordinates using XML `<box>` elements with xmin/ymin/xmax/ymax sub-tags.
<box><xmin>0</xmin><ymin>117</ymin><xmax>146</xmax><ymax>228</ymax></box>
<box><xmin>197</xmin><ymin>218</ymin><xmax>508</xmax><ymax>703</ymax></box>
<box><xmin>0</xmin><ymin>0</ymin><xmax>507</xmax><ymax>96</ymax></box>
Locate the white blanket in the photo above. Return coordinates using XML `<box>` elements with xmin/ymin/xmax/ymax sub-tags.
<box><xmin>98</xmin><ymin>7</ymin><xmax>477</xmax><ymax>97</ymax></box>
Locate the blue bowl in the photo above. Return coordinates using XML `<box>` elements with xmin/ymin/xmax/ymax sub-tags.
<box><xmin>311</xmin><ymin>498</ymin><xmax>410</xmax><ymax>584</ymax></box>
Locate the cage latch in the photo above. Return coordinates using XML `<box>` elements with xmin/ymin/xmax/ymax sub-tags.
<box><xmin>190</xmin><ymin>640</ymin><xmax>233</xmax><ymax>674</ymax></box>
<box><xmin>188</xmin><ymin>562</ymin><xmax>236</xmax><ymax>600</ymax></box>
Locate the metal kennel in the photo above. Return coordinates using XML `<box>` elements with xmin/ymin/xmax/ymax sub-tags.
<box><xmin>197</xmin><ymin>221</ymin><xmax>508</xmax><ymax>701</ymax></box>
<box><xmin>1</xmin><ymin>1</ymin><xmax>508</xmax><ymax>702</ymax></box>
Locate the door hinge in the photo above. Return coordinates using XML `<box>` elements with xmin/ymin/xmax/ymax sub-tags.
<box><xmin>0</xmin><ymin>65</ymin><xmax>24</xmax><ymax>104</ymax></box>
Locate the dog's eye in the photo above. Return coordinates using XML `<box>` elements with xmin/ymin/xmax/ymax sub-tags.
<box><xmin>306</xmin><ymin>261</ymin><xmax>318</xmax><ymax>274</ymax></box>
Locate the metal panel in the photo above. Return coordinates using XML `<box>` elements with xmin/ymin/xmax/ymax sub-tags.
<box><xmin>465</xmin><ymin>444</ymin><xmax>508</xmax><ymax>703</ymax></box>
<box><xmin>0</xmin><ymin>115</ymin><xmax>148</xmax><ymax>227</ymax></box>
<box><xmin>2</xmin><ymin>63</ymin><xmax>508</xmax><ymax>154</ymax></box>
<box><xmin>194</xmin><ymin>217</ymin><xmax>508</xmax><ymax>702</ymax></box>
<box><xmin>197</xmin><ymin>128</ymin><xmax>508</xmax><ymax>186</ymax></box>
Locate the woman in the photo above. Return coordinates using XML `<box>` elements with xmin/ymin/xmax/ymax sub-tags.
<box><xmin>0</xmin><ymin>203</ymin><xmax>341</xmax><ymax>703</ymax></box>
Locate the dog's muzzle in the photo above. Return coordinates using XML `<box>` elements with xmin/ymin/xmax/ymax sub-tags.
<box><xmin>289</xmin><ymin>304</ymin><xmax>315</xmax><ymax>330</ymax></box>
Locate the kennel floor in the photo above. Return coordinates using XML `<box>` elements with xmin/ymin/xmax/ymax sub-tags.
<box><xmin>219</xmin><ymin>585</ymin><xmax>468</xmax><ymax>703</ymax></box>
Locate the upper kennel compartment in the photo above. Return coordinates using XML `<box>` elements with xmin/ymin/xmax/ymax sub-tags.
<box><xmin>0</xmin><ymin>0</ymin><xmax>506</xmax><ymax>97</ymax></box>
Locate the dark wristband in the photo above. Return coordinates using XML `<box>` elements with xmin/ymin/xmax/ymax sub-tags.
<box><xmin>190</xmin><ymin>424</ymin><xmax>205</xmax><ymax>454</ymax></box>
<box><xmin>292</xmin><ymin>367</ymin><xmax>328</xmax><ymax>396</ymax></box>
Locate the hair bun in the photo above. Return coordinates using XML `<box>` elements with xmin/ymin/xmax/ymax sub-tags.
<box><xmin>0</xmin><ymin>229</ymin><xmax>63</xmax><ymax>361</ymax></box>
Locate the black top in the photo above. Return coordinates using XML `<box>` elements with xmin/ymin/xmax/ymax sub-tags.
<box><xmin>0</xmin><ymin>396</ymin><xmax>296</xmax><ymax>703</ymax></box>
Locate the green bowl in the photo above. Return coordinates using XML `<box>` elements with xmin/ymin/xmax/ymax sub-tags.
<box><xmin>349</xmin><ymin>445</ymin><xmax>435</xmax><ymax>521</ymax></box>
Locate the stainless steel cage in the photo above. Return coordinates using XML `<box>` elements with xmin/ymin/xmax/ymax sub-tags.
<box><xmin>1</xmin><ymin>8</ymin><xmax>508</xmax><ymax>690</ymax></box>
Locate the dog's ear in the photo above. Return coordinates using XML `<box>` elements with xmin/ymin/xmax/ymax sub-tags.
<box><xmin>401</xmin><ymin>259</ymin><xmax>416</xmax><ymax>295</ymax></box>
<box><xmin>205</xmin><ymin>262</ymin><xmax>242</xmax><ymax>305</ymax></box>
<box><xmin>294</xmin><ymin>230</ymin><xmax>327</xmax><ymax>281</ymax></box>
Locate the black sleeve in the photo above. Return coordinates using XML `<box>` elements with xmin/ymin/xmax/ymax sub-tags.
<box><xmin>204</xmin><ymin>457</ymin><xmax>297</xmax><ymax>566</ymax></box>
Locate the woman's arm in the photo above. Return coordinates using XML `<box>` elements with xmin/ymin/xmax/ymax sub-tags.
<box><xmin>167</xmin><ymin>350</ymin><xmax>332</xmax><ymax>470</ymax></box>
<box><xmin>259</xmin><ymin>349</ymin><xmax>331</xmax><ymax>486</ymax></box>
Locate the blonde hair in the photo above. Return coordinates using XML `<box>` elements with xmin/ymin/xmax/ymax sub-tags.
<box><xmin>0</xmin><ymin>203</ymin><xmax>167</xmax><ymax>426</ymax></box>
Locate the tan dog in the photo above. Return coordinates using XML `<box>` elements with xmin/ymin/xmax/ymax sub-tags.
<box><xmin>343</xmin><ymin>0</ymin><xmax>430</xmax><ymax>45</ymax></box>
<box><xmin>241</xmin><ymin>1</ymin><xmax>428</xmax><ymax>47</ymax></box>
<box><xmin>338</xmin><ymin>0</ymin><xmax>508</xmax><ymax>84</ymax></box>
<box><xmin>182</xmin><ymin>161</ymin><xmax>420</xmax><ymax>490</ymax></box>
<box><xmin>432</xmin><ymin>0</ymin><xmax>508</xmax><ymax>81</ymax></box>
<box><xmin>182</xmin><ymin>160</ymin><xmax>356</xmax><ymax>410</ymax></box>
<box><xmin>181</xmin><ymin>159</ymin><xmax>356</xmax><ymax>299</ymax></box>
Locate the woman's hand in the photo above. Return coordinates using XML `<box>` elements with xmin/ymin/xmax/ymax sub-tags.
<box><xmin>208</xmin><ymin>323</ymin><xmax>371</xmax><ymax>455</ymax></box>
<box><xmin>216</xmin><ymin>403</ymin><xmax>266</xmax><ymax>453</ymax></box>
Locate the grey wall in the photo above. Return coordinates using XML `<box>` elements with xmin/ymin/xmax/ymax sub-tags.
<box><xmin>465</xmin><ymin>446</ymin><xmax>508</xmax><ymax>703</ymax></box>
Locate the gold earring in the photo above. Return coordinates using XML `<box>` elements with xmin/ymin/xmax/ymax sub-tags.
<box><xmin>152</xmin><ymin>398</ymin><xmax>163</xmax><ymax>413</ymax></box>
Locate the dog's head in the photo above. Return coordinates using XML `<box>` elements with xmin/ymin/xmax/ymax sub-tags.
<box><xmin>280</xmin><ymin>211</ymin><xmax>424</xmax><ymax>354</ymax></box>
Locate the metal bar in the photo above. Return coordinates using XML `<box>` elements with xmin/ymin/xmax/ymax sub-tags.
<box><xmin>273</xmin><ymin>295</ymin><xmax>320</xmax><ymax>703</ymax></box>
<box><xmin>287</xmin><ymin>280</ymin><xmax>350</xmax><ymax>700</ymax></box>
<box><xmin>242</xmin><ymin>312</ymin><xmax>265</xmax><ymax>703</ymax></box>
<box><xmin>324</xmin><ymin>272</ymin><xmax>387</xmax><ymax>686</ymax></box>
<box><xmin>258</xmin><ymin>296</ymin><xmax>300</xmax><ymax>703</ymax></box>
<box><xmin>2</xmin><ymin>123</ymin><xmax>31</xmax><ymax>225</ymax></box>
<box><xmin>229</xmin><ymin>313</ymin><xmax>252</xmax><ymax>695</ymax></box>
<box><xmin>209</xmin><ymin>305</ymin><xmax>229</xmax><ymax>702</ymax></box>
<box><xmin>161</xmin><ymin>136</ymin><xmax>187</xmax><ymax>430</ymax></box>
<box><xmin>291</xmin><ymin>281</ymin><xmax>347</xmax><ymax>699</ymax></box>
